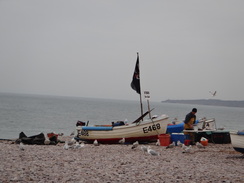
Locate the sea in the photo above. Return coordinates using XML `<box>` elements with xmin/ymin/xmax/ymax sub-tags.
<box><xmin>0</xmin><ymin>93</ymin><xmax>243</xmax><ymax>139</ymax></box>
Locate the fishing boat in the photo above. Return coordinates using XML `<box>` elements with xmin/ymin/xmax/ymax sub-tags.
<box><xmin>75</xmin><ymin>53</ymin><xmax>170</xmax><ymax>144</ymax></box>
<box><xmin>230</xmin><ymin>131</ymin><xmax>244</xmax><ymax>154</ymax></box>
<box><xmin>75</xmin><ymin>114</ymin><xmax>169</xmax><ymax>144</ymax></box>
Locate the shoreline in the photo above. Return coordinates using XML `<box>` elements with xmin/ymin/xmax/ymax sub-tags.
<box><xmin>0</xmin><ymin>136</ymin><xmax>243</xmax><ymax>182</ymax></box>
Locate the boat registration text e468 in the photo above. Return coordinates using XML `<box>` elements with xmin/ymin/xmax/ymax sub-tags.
<box><xmin>143</xmin><ymin>123</ymin><xmax>161</xmax><ymax>133</ymax></box>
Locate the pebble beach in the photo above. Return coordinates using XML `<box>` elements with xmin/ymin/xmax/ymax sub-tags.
<box><xmin>0</xmin><ymin>136</ymin><xmax>243</xmax><ymax>183</ymax></box>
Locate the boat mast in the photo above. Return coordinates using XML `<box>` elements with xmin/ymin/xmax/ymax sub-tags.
<box><xmin>131</xmin><ymin>52</ymin><xmax>144</xmax><ymax>120</ymax></box>
<box><xmin>137</xmin><ymin>52</ymin><xmax>143</xmax><ymax>119</ymax></box>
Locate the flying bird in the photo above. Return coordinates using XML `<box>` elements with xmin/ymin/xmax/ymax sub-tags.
<box><xmin>209</xmin><ymin>91</ymin><xmax>217</xmax><ymax>97</ymax></box>
<box><xmin>131</xmin><ymin>141</ymin><xmax>139</xmax><ymax>149</ymax></box>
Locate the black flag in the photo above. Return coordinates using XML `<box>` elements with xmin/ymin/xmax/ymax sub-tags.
<box><xmin>131</xmin><ymin>53</ymin><xmax>141</xmax><ymax>94</ymax></box>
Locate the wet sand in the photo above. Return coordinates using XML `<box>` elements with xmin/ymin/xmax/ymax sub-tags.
<box><xmin>0</xmin><ymin>136</ymin><xmax>243</xmax><ymax>183</ymax></box>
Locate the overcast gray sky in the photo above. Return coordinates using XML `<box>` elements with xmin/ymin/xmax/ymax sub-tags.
<box><xmin>0</xmin><ymin>0</ymin><xmax>243</xmax><ymax>101</ymax></box>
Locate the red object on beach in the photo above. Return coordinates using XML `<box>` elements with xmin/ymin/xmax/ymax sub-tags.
<box><xmin>184</xmin><ymin>139</ymin><xmax>191</xmax><ymax>146</ymax></box>
<box><xmin>200</xmin><ymin>139</ymin><xmax>208</xmax><ymax>146</ymax></box>
<box><xmin>158</xmin><ymin>134</ymin><xmax>171</xmax><ymax>146</ymax></box>
<box><xmin>47</xmin><ymin>133</ymin><xmax>58</xmax><ymax>139</ymax></box>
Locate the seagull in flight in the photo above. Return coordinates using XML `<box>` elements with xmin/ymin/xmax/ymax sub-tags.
<box><xmin>209</xmin><ymin>91</ymin><xmax>217</xmax><ymax>97</ymax></box>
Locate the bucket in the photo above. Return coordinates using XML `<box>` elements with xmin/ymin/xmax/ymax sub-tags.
<box><xmin>184</xmin><ymin>139</ymin><xmax>191</xmax><ymax>146</ymax></box>
<box><xmin>200</xmin><ymin>139</ymin><xmax>208</xmax><ymax>146</ymax></box>
<box><xmin>158</xmin><ymin>134</ymin><xmax>171</xmax><ymax>146</ymax></box>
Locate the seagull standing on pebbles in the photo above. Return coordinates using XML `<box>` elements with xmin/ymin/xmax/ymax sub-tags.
<box><xmin>58</xmin><ymin>133</ymin><xmax>64</xmax><ymax>136</ymax></box>
<box><xmin>141</xmin><ymin>145</ymin><xmax>148</xmax><ymax>154</ymax></box>
<box><xmin>67</xmin><ymin>137</ymin><xmax>76</xmax><ymax>146</ymax></box>
<box><xmin>119</xmin><ymin>138</ymin><xmax>125</xmax><ymax>144</ymax></box>
<box><xmin>182</xmin><ymin>145</ymin><xmax>192</xmax><ymax>153</ymax></box>
<box><xmin>44</xmin><ymin>135</ymin><xmax>50</xmax><ymax>145</ymax></box>
<box><xmin>93</xmin><ymin>139</ymin><xmax>99</xmax><ymax>146</ymax></box>
<box><xmin>182</xmin><ymin>144</ymin><xmax>187</xmax><ymax>151</ymax></box>
<box><xmin>196</xmin><ymin>142</ymin><xmax>205</xmax><ymax>149</ymax></box>
<box><xmin>131</xmin><ymin>141</ymin><xmax>139</xmax><ymax>149</ymax></box>
<box><xmin>63</xmin><ymin>141</ymin><xmax>70</xmax><ymax>150</ymax></box>
<box><xmin>155</xmin><ymin>139</ymin><xmax>160</xmax><ymax>146</ymax></box>
<box><xmin>147</xmin><ymin>146</ymin><xmax>159</xmax><ymax>156</ymax></box>
<box><xmin>166</xmin><ymin>142</ymin><xmax>175</xmax><ymax>149</ymax></box>
<box><xmin>177</xmin><ymin>140</ymin><xmax>183</xmax><ymax>147</ymax></box>
<box><xmin>19</xmin><ymin>142</ymin><xmax>25</xmax><ymax>151</ymax></box>
<box><xmin>73</xmin><ymin>141</ymin><xmax>84</xmax><ymax>149</ymax></box>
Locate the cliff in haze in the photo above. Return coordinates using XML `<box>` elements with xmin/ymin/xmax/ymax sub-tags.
<box><xmin>161</xmin><ymin>99</ymin><xmax>244</xmax><ymax>108</ymax></box>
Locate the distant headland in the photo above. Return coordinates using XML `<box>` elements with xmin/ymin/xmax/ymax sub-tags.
<box><xmin>161</xmin><ymin>99</ymin><xmax>244</xmax><ymax>108</ymax></box>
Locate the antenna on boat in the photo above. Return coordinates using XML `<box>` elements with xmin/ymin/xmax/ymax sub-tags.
<box><xmin>144</xmin><ymin>91</ymin><xmax>152</xmax><ymax>119</ymax></box>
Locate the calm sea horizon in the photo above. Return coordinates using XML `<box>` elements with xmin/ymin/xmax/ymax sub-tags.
<box><xmin>0</xmin><ymin>93</ymin><xmax>243</xmax><ymax>139</ymax></box>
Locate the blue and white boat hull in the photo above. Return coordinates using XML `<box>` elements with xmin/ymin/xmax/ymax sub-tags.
<box><xmin>230</xmin><ymin>131</ymin><xmax>244</xmax><ymax>154</ymax></box>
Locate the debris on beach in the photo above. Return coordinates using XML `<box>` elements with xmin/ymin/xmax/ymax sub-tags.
<box><xmin>15</xmin><ymin>132</ymin><xmax>62</xmax><ymax>145</ymax></box>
